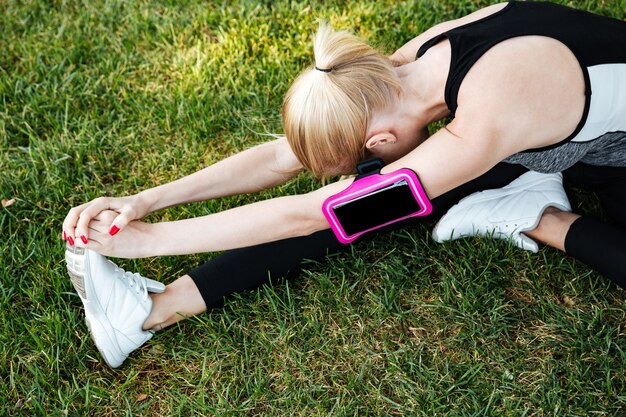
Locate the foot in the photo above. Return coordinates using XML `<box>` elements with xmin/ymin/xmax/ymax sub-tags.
<box><xmin>65</xmin><ymin>244</ymin><xmax>165</xmax><ymax>368</ymax></box>
<box><xmin>432</xmin><ymin>171</ymin><xmax>571</xmax><ymax>253</ymax></box>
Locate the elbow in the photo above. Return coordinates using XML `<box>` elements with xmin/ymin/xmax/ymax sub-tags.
<box><xmin>288</xmin><ymin>194</ymin><xmax>329</xmax><ymax>237</ymax></box>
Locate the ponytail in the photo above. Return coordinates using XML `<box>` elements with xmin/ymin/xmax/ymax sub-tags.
<box><xmin>283</xmin><ymin>24</ymin><xmax>401</xmax><ymax>177</ymax></box>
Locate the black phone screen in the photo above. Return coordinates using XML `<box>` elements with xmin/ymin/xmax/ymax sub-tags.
<box><xmin>332</xmin><ymin>180</ymin><xmax>423</xmax><ymax>236</ymax></box>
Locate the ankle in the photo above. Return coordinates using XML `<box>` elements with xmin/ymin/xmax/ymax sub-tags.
<box><xmin>140</xmin><ymin>275</ymin><xmax>207</xmax><ymax>331</ymax></box>
<box><xmin>142</xmin><ymin>293</ymin><xmax>168</xmax><ymax>331</ymax></box>
<box><xmin>525</xmin><ymin>207</ymin><xmax>580</xmax><ymax>251</ymax></box>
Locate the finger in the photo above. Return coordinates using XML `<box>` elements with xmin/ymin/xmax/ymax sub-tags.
<box><xmin>74</xmin><ymin>197</ymin><xmax>115</xmax><ymax>243</ymax></box>
<box><xmin>93</xmin><ymin>209</ymin><xmax>118</xmax><ymax>224</ymax></box>
<box><xmin>77</xmin><ymin>221</ymin><xmax>106</xmax><ymax>246</ymax></box>
<box><xmin>63</xmin><ymin>203</ymin><xmax>91</xmax><ymax>245</ymax></box>
<box><xmin>108</xmin><ymin>211</ymin><xmax>133</xmax><ymax>236</ymax></box>
<box><xmin>78</xmin><ymin>229</ymin><xmax>107</xmax><ymax>254</ymax></box>
<box><xmin>87</xmin><ymin>217</ymin><xmax>112</xmax><ymax>235</ymax></box>
<box><xmin>86</xmin><ymin>221</ymin><xmax>117</xmax><ymax>246</ymax></box>
<box><xmin>78</xmin><ymin>236</ymin><xmax>103</xmax><ymax>251</ymax></box>
<box><xmin>91</xmin><ymin>209</ymin><xmax>123</xmax><ymax>235</ymax></box>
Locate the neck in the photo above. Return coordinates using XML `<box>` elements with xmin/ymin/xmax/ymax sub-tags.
<box><xmin>395</xmin><ymin>56</ymin><xmax>450</xmax><ymax>125</ymax></box>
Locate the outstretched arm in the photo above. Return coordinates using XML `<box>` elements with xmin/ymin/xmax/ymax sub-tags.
<box><xmin>80</xmin><ymin>123</ymin><xmax>514</xmax><ymax>258</ymax></box>
<box><xmin>139</xmin><ymin>137</ymin><xmax>300</xmax><ymax>211</ymax></box>
<box><xmin>63</xmin><ymin>137</ymin><xmax>302</xmax><ymax>243</ymax></box>
<box><xmin>80</xmin><ymin>177</ymin><xmax>351</xmax><ymax>258</ymax></box>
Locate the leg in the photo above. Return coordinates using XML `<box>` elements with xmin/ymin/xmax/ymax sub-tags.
<box><xmin>558</xmin><ymin>163</ymin><xmax>626</xmax><ymax>288</ymax></box>
<box><xmin>143</xmin><ymin>275</ymin><xmax>206</xmax><ymax>331</ymax></box>
<box><xmin>564</xmin><ymin>216</ymin><xmax>626</xmax><ymax>288</ymax></box>
<box><xmin>524</xmin><ymin>207</ymin><xmax>580</xmax><ymax>252</ymax></box>
<box><xmin>67</xmin><ymin>162</ymin><xmax>527</xmax><ymax>366</ymax></box>
<box><xmin>521</xmin><ymin>162</ymin><xmax>626</xmax><ymax>287</ymax></box>
<box><xmin>186</xmin><ymin>163</ymin><xmax>528</xmax><ymax>309</ymax></box>
<box><xmin>435</xmin><ymin>163</ymin><xmax>626</xmax><ymax>287</ymax></box>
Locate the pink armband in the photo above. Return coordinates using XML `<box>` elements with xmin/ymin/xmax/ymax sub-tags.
<box><xmin>322</xmin><ymin>158</ymin><xmax>432</xmax><ymax>244</ymax></box>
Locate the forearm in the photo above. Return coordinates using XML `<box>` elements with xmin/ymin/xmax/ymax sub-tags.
<box><xmin>139</xmin><ymin>137</ymin><xmax>301</xmax><ymax>213</ymax></box>
<box><xmin>136</xmin><ymin>186</ymin><xmax>345</xmax><ymax>257</ymax></box>
<box><xmin>144</xmin><ymin>129</ymin><xmax>494</xmax><ymax>257</ymax></box>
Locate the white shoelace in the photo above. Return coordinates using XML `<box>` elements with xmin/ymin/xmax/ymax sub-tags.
<box><xmin>114</xmin><ymin>267</ymin><xmax>149</xmax><ymax>302</ymax></box>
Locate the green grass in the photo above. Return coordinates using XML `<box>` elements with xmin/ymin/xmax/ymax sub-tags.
<box><xmin>2</xmin><ymin>0</ymin><xmax>625</xmax><ymax>415</ymax></box>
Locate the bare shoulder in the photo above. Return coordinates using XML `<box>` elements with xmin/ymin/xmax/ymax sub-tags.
<box><xmin>445</xmin><ymin>3</ymin><xmax>509</xmax><ymax>31</ymax></box>
<box><xmin>453</xmin><ymin>36</ymin><xmax>586</xmax><ymax>154</ymax></box>
<box><xmin>391</xmin><ymin>3</ymin><xmax>509</xmax><ymax>65</ymax></box>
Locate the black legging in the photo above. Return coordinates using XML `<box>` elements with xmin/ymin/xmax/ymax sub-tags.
<box><xmin>189</xmin><ymin>162</ymin><xmax>626</xmax><ymax>308</ymax></box>
<box><xmin>563</xmin><ymin>163</ymin><xmax>626</xmax><ymax>288</ymax></box>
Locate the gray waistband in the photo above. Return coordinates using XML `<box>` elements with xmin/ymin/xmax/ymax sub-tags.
<box><xmin>504</xmin><ymin>131</ymin><xmax>626</xmax><ymax>173</ymax></box>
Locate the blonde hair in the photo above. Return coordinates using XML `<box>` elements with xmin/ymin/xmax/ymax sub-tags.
<box><xmin>282</xmin><ymin>24</ymin><xmax>401</xmax><ymax>177</ymax></box>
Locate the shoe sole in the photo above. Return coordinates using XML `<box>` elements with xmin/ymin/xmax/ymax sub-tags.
<box><xmin>66</xmin><ymin>245</ymin><xmax>86</xmax><ymax>298</ymax></box>
<box><xmin>66</xmin><ymin>245</ymin><xmax>126</xmax><ymax>368</ymax></box>
<box><xmin>85</xmin><ymin>314</ymin><xmax>123</xmax><ymax>368</ymax></box>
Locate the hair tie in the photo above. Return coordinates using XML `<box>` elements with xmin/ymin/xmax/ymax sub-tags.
<box><xmin>315</xmin><ymin>66</ymin><xmax>332</xmax><ymax>73</ymax></box>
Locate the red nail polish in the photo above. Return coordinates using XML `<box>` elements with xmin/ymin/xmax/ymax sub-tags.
<box><xmin>109</xmin><ymin>225</ymin><xmax>120</xmax><ymax>236</ymax></box>
<box><xmin>68</xmin><ymin>236</ymin><xmax>75</xmax><ymax>246</ymax></box>
<box><xmin>63</xmin><ymin>231</ymin><xmax>67</xmax><ymax>241</ymax></box>
<box><xmin>81</xmin><ymin>235</ymin><xmax>88</xmax><ymax>244</ymax></box>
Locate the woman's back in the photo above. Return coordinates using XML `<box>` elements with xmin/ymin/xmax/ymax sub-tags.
<box><xmin>417</xmin><ymin>1</ymin><xmax>626</xmax><ymax>169</ymax></box>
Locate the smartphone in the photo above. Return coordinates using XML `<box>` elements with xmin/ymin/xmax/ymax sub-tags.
<box><xmin>322</xmin><ymin>168</ymin><xmax>432</xmax><ymax>243</ymax></box>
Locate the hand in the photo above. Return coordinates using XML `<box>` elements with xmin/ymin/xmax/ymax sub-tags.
<box><xmin>62</xmin><ymin>194</ymin><xmax>149</xmax><ymax>245</ymax></box>
<box><xmin>75</xmin><ymin>210</ymin><xmax>152</xmax><ymax>258</ymax></box>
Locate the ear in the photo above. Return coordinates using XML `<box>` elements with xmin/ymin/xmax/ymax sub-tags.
<box><xmin>365</xmin><ymin>132</ymin><xmax>397</xmax><ymax>149</ymax></box>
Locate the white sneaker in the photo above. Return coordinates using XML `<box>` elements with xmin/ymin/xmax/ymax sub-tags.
<box><xmin>432</xmin><ymin>171</ymin><xmax>571</xmax><ymax>252</ymax></box>
<box><xmin>65</xmin><ymin>244</ymin><xmax>165</xmax><ymax>368</ymax></box>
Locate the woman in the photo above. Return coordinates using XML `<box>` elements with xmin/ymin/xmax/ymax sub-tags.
<box><xmin>63</xmin><ymin>1</ymin><xmax>626</xmax><ymax>368</ymax></box>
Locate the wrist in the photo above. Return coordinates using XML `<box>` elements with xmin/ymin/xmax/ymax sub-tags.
<box><xmin>138</xmin><ymin>221</ymin><xmax>185</xmax><ymax>257</ymax></box>
<box><xmin>136</xmin><ymin>189</ymin><xmax>160</xmax><ymax>214</ymax></box>
<box><xmin>124</xmin><ymin>221</ymin><xmax>160</xmax><ymax>258</ymax></box>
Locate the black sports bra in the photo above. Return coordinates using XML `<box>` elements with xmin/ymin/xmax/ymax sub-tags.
<box><xmin>416</xmin><ymin>1</ymin><xmax>626</xmax><ymax>147</ymax></box>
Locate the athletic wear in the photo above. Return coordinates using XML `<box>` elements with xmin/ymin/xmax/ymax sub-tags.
<box><xmin>188</xmin><ymin>161</ymin><xmax>626</xmax><ymax>309</ymax></box>
<box><xmin>66</xmin><ymin>244</ymin><xmax>165</xmax><ymax>368</ymax></box>
<box><xmin>188</xmin><ymin>163</ymin><xmax>530</xmax><ymax>308</ymax></box>
<box><xmin>416</xmin><ymin>1</ymin><xmax>626</xmax><ymax>172</ymax></box>
<box><xmin>187</xmin><ymin>3</ymin><xmax>626</xmax><ymax>307</ymax></box>
<box><xmin>505</xmin><ymin>132</ymin><xmax>626</xmax><ymax>173</ymax></box>
<box><xmin>432</xmin><ymin>171</ymin><xmax>571</xmax><ymax>252</ymax></box>
<box><xmin>566</xmin><ymin>217</ymin><xmax>626</xmax><ymax>289</ymax></box>
<box><xmin>562</xmin><ymin>162</ymin><xmax>626</xmax><ymax>289</ymax></box>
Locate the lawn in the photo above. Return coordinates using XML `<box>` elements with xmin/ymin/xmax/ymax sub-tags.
<box><xmin>1</xmin><ymin>0</ymin><xmax>625</xmax><ymax>415</ymax></box>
